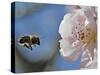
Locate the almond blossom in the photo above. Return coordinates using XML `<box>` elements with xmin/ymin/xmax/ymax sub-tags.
<box><xmin>59</xmin><ymin>6</ymin><xmax>97</xmax><ymax>69</ymax></box>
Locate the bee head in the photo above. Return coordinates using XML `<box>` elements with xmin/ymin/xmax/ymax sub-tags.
<box><xmin>36</xmin><ymin>37</ymin><xmax>40</xmax><ymax>45</ymax></box>
<box><xmin>32</xmin><ymin>36</ymin><xmax>40</xmax><ymax>45</ymax></box>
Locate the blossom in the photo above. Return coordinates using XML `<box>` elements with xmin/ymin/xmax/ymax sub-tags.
<box><xmin>58</xmin><ymin>6</ymin><xmax>97</xmax><ymax>69</ymax></box>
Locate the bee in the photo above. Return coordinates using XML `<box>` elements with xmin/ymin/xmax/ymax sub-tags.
<box><xmin>18</xmin><ymin>35</ymin><xmax>40</xmax><ymax>50</ymax></box>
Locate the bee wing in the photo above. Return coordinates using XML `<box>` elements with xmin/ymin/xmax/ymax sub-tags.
<box><xmin>18</xmin><ymin>42</ymin><xmax>25</xmax><ymax>47</ymax></box>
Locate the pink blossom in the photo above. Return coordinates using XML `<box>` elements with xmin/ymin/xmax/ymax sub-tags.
<box><xmin>59</xmin><ymin>6</ymin><xmax>97</xmax><ymax>69</ymax></box>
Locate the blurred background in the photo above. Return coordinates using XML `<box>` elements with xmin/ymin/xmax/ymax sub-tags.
<box><xmin>11</xmin><ymin>2</ymin><xmax>81</xmax><ymax>73</ymax></box>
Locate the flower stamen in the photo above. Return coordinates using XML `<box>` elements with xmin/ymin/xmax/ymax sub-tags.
<box><xmin>78</xmin><ymin>25</ymin><xmax>96</xmax><ymax>47</ymax></box>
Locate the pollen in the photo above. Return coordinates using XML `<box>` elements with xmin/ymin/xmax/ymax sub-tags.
<box><xmin>78</xmin><ymin>25</ymin><xmax>96</xmax><ymax>46</ymax></box>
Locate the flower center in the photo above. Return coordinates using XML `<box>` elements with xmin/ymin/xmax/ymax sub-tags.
<box><xmin>78</xmin><ymin>25</ymin><xmax>96</xmax><ymax>47</ymax></box>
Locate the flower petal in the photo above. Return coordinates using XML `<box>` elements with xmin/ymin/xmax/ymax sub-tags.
<box><xmin>59</xmin><ymin>13</ymin><xmax>73</xmax><ymax>38</ymax></box>
<box><xmin>59</xmin><ymin>39</ymin><xmax>75</xmax><ymax>57</ymax></box>
<box><xmin>81</xmin><ymin>7</ymin><xmax>97</xmax><ymax>29</ymax></box>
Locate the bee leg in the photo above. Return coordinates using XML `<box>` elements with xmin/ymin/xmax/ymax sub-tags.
<box><xmin>29</xmin><ymin>45</ymin><xmax>32</xmax><ymax>50</ymax></box>
<box><xmin>29</xmin><ymin>43</ymin><xmax>32</xmax><ymax>50</ymax></box>
<box><xmin>24</xmin><ymin>44</ymin><xmax>32</xmax><ymax>50</ymax></box>
<box><xmin>24</xmin><ymin>44</ymin><xmax>30</xmax><ymax>49</ymax></box>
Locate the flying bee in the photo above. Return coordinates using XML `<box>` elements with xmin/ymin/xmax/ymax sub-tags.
<box><xmin>18</xmin><ymin>35</ymin><xmax>40</xmax><ymax>50</ymax></box>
